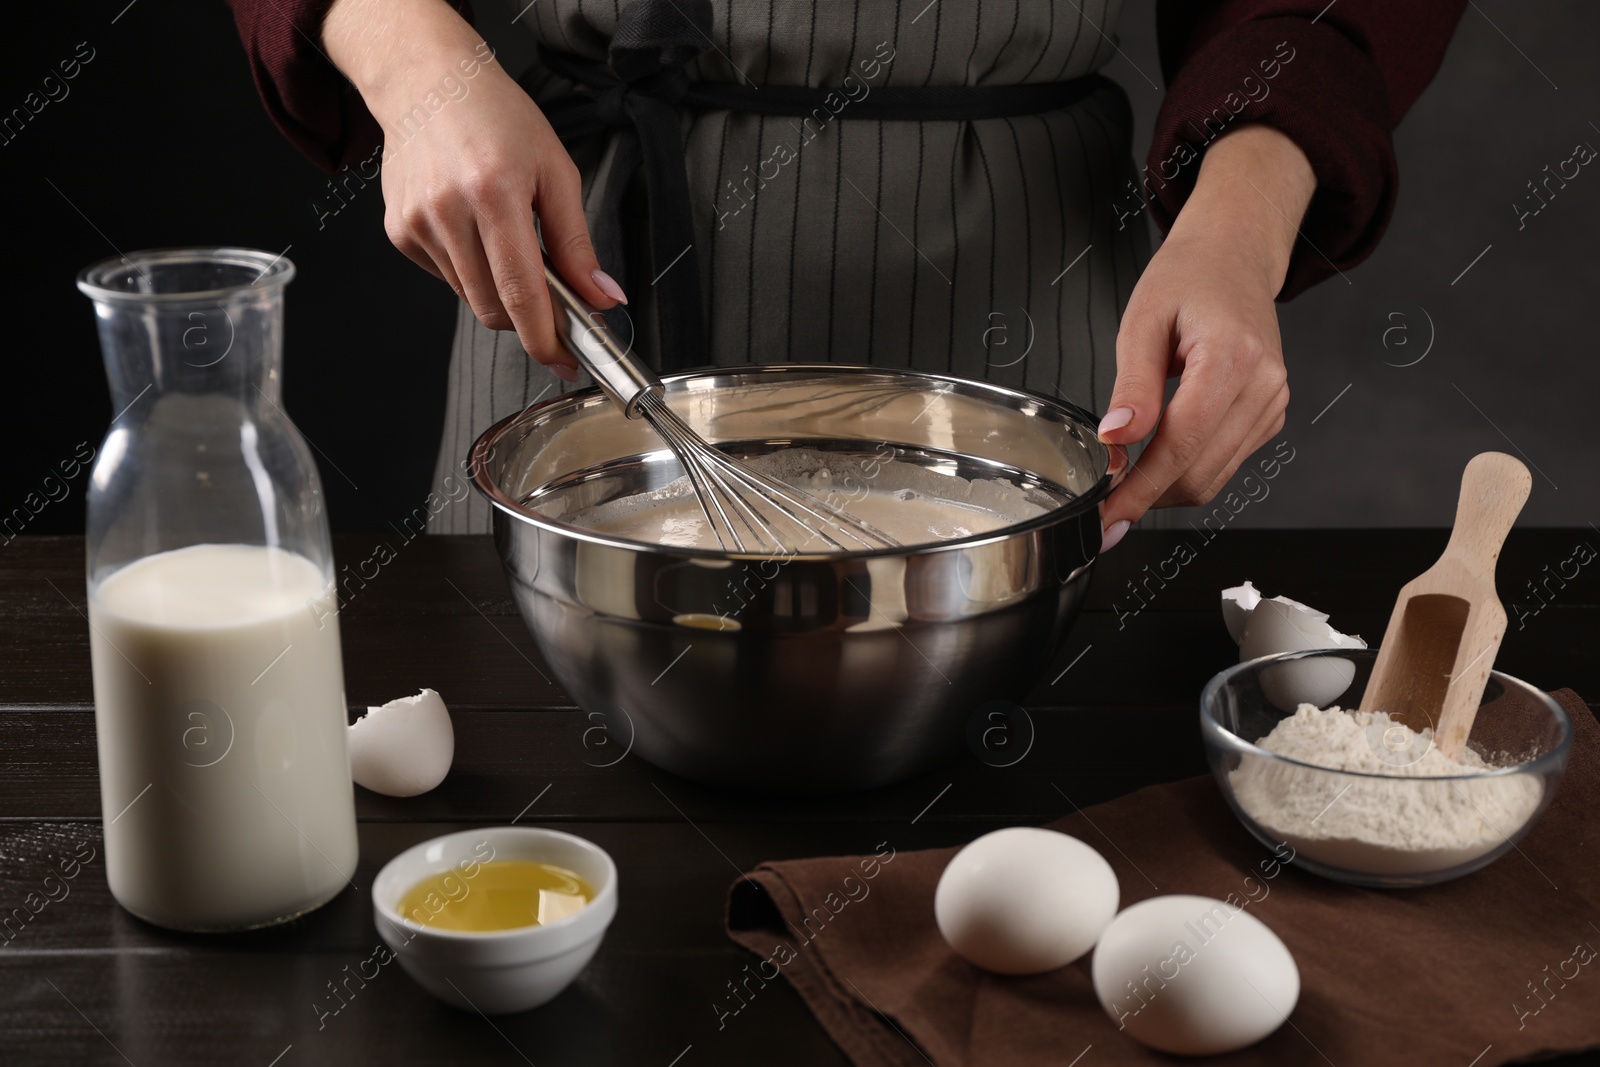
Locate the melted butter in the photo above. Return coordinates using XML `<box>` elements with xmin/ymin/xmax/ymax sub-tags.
<box><xmin>398</xmin><ymin>860</ymin><xmax>593</xmax><ymax>932</ymax></box>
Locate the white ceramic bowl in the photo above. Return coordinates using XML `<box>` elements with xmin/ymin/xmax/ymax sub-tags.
<box><xmin>372</xmin><ymin>826</ymin><xmax>618</xmax><ymax>1014</ymax></box>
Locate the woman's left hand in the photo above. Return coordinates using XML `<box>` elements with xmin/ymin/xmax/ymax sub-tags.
<box><xmin>1096</xmin><ymin>125</ymin><xmax>1317</xmax><ymax>552</ymax></box>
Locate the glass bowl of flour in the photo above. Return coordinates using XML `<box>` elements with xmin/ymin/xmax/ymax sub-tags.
<box><xmin>1201</xmin><ymin>649</ymin><xmax>1572</xmax><ymax>887</ymax></box>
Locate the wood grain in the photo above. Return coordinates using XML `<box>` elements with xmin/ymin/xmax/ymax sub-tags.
<box><xmin>1361</xmin><ymin>453</ymin><xmax>1534</xmax><ymax>754</ymax></box>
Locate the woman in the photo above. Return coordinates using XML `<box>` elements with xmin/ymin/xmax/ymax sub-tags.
<box><xmin>229</xmin><ymin>0</ymin><xmax>1464</xmax><ymax>543</ymax></box>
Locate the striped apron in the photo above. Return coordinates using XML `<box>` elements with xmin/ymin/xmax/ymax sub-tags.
<box><xmin>432</xmin><ymin>0</ymin><xmax>1147</xmax><ymax>533</ymax></box>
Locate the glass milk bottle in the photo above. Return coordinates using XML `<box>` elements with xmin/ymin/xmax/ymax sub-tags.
<box><xmin>78</xmin><ymin>248</ymin><xmax>358</xmax><ymax>931</ymax></box>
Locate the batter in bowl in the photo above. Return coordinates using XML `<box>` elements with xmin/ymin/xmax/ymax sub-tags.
<box><xmin>564</xmin><ymin>448</ymin><xmax>1054</xmax><ymax>551</ymax></box>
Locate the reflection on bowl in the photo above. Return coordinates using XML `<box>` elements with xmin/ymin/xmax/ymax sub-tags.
<box><xmin>372</xmin><ymin>827</ymin><xmax>618</xmax><ymax>1014</ymax></box>
<box><xmin>1201</xmin><ymin>649</ymin><xmax>1571</xmax><ymax>887</ymax></box>
<box><xmin>470</xmin><ymin>365</ymin><xmax>1118</xmax><ymax>792</ymax></box>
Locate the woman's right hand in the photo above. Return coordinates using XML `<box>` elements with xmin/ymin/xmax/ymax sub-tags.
<box><xmin>323</xmin><ymin>0</ymin><xmax>626</xmax><ymax>379</ymax></box>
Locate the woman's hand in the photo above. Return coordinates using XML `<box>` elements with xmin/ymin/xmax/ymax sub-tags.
<box><xmin>323</xmin><ymin>0</ymin><xmax>626</xmax><ymax>378</ymax></box>
<box><xmin>1097</xmin><ymin>125</ymin><xmax>1316</xmax><ymax>551</ymax></box>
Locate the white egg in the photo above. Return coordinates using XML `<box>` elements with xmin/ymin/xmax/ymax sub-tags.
<box><xmin>348</xmin><ymin>688</ymin><xmax>455</xmax><ymax>797</ymax></box>
<box><xmin>1236</xmin><ymin>594</ymin><xmax>1366</xmax><ymax>711</ymax></box>
<box><xmin>1092</xmin><ymin>895</ymin><xmax>1300</xmax><ymax>1056</ymax></box>
<box><xmin>934</xmin><ymin>827</ymin><xmax>1119</xmax><ymax>975</ymax></box>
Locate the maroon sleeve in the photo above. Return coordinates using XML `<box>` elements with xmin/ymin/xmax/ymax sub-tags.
<box><xmin>225</xmin><ymin>0</ymin><xmax>474</xmax><ymax>175</ymax></box>
<box><xmin>1147</xmin><ymin>0</ymin><xmax>1466</xmax><ymax>298</ymax></box>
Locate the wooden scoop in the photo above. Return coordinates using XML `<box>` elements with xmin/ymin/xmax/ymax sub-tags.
<box><xmin>1359</xmin><ymin>452</ymin><xmax>1532</xmax><ymax>760</ymax></box>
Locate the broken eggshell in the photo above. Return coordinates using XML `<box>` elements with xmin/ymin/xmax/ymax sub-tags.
<box><xmin>1226</xmin><ymin>588</ymin><xmax>1366</xmax><ymax>711</ymax></box>
<box><xmin>1220</xmin><ymin>581</ymin><xmax>1262</xmax><ymax>644</ymax></box>
<box><xmin>348</xmin><ymin>688</ymin><xmax>455</xmax><ymax>797</ymax></box>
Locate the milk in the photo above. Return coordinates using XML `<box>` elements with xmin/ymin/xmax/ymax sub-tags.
<box><xmin>89</xmin><ymin>543</ymin><xmax>359</xmax><ymax>930</ymax></box>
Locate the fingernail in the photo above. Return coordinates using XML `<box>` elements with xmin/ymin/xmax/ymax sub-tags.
<box><xmin>1100</xmin><ymin>519</ymin><xmax>1131</xmax><ymax>554</ymax></box>
<box><xmin>591</xmin><ymin>268</ymin><xmax>628</xmax><ymax>305</ymax></box>
<box><xmin>1097</xmin><ymin>406</ymin><xmax>1134</xmax><ymax>440</ymax></box>
<box><xmin>550</xmin><ymin>363</ymin><xmax>580</xmax><ymax>383</ymax></box>
<box><xmin>1106</xmin><ymin>444</ymin><xmax>1128</xmax><ymax>476</ymax></box>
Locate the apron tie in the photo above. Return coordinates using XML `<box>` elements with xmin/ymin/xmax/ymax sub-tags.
<box><xmin>537</xmin><ymin>0</ymin><xmax>713</xmax><ymax>372</ymax></box>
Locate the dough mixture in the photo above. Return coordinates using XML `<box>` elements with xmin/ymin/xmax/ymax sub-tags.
<box><xmin>562</xmin><ymin>448</ymin><xmax>1055</xmax><ymax>551</ymax></box>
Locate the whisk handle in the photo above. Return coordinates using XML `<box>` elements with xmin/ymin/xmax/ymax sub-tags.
<box><xmin>544</xmin><ymin>261</ymin><xmax>662</xmax><ymax>418</ymax></box>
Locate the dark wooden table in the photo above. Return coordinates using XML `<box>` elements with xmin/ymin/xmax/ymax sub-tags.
<box><xmin>4</xmin><ymin>531</ymin><xmax>1598</xmax><ymax>1066</ymax></box>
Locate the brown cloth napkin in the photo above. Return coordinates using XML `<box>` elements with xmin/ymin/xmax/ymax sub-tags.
<box><xmin>727</xmin><ymin>690</ymin><xmax>1600</xmax><ymax>1067</ymax></box>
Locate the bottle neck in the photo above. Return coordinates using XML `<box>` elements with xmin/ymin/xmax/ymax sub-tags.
<box><xmin>97</xmin><ymin>288</ymin><xmax>286</xmax><ymax>421</ymax></box>
<box><xmin>80</xmin><ymin>249</ymin><xmax>295</xmax><ymax>422</ymax></box>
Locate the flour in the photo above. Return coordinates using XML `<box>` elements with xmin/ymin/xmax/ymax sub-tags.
<box><xmin>1229</xmin><ymin>705</ymin><xmax>1546</xmax><ymax>876</ymax></box>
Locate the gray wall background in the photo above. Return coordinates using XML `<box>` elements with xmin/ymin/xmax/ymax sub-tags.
<box><xmin>1109</xmin><ymin>0</ymin><xmax>1599</xmax><ymax>529</ymax></box>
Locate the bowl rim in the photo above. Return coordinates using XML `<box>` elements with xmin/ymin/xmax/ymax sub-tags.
<box><xmin>1200</xmin><ymin>648</ymin><xmax>1573</xmax><ymax>782</ymax></box>
<box><xmin>371</xmin><ymin>826</ymin><xmax>618</xmax><ymax>942</ymax></box>
<box><xmin>468</xmin><ymin>363</ymin><xmax>1118</xmax><ymax>562</ymax></box>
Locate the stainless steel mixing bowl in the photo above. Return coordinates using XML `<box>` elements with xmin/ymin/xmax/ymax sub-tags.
<box><xmin>470</xmin><ymin>365</ymin><xmax>1118</xmax><ymax>792</ymax></box>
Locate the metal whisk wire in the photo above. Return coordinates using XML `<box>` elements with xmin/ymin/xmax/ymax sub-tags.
<box><xmin>543</xmin><ymin>260</ymin><xmax>900</xmax><ymax>554</ymax></box>
<box><xmin>637</xmin><ymin>392</ymin><xmax>898</xmax><ymax>552</ymax></box>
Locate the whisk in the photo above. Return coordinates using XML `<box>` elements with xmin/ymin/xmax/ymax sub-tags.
<box><xmin>542</xmin><ymin>261</ymin><xmax>899</xmax><ymax>553</ymax></box>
